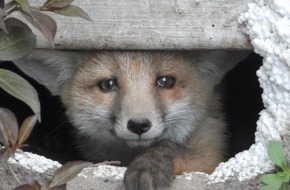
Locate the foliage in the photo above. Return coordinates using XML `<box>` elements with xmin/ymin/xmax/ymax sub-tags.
<box><xmin>0</xmin><ymin>18</ymin><xmax>36</xmax><ymax>60</ymax></box>
<box><xmin>0</xmin><ymin>0</ymin><xmax>91</xmax><ymax>114</ymax></box>
<box><xmin>0</xmin><ymin>107</ymin><xmax>120</xmax><ymax>189</ymax></box>
<box><xmin>0</xmin><ymin>0</ymin><xmax>93</xmax><ymax>189</ymax></box>
<box><xmin>260</xmin><ymin>140</ymin><xmax>290</xmax><ymax>190</ymax></box>
<box><xmin>0</xmin><ymin>69</ymin><xmax>40</xmax><ymax>119</ymax></box>
<box><xmin>15</xmin><ymin>161</ymin><xmax>93</xmax><ymax>190</ymax></box>
<box><xmin>0</xmin><ymin>0</ymin><xmax>91</xmax><ymax>56</ymax></box>
<box><xmin>0</xmin><ymin>107</ymin><xmax>37</xmax><ymax>162</ymax></box>
<box><xmin>13</xmin><ymin>160</ymin><xmax>120</xmax><ymax>190</ymax></box>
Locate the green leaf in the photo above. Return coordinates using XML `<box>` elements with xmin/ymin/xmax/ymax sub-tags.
<box><xmin>49</xmin><ymin>161</ymin><xmax>92</xmax><ymax>188</ymax></box>
<box><xmin>0</xmin><ymin>108</ymin><xmax>18</xmax><ymax>146</ymax></box>
<box><xmin>279</xmin><ymin>183</ymin><xmax>288</xmax><ymax>190</ymax></box>
<box><xmin>260</xmin><ymin>183</ymin><xmax>283</xmax><ymax>190</ymax></box>
<box><xmin>277</xmin><ymin>171</ymin><xmax>288</xmax><ymax>179</ymax></box>
<box><xmin>260</xmin><ymin>173</ymin><xmax>284</xmax><ymax>185</ymax></box>
<box><xmin>15</xmin><ymin>0</ymin><xmax>32</xmax><ymax>16</ymax></box>
<box><xmin>0</xmin><ymin>18</ymin><xmax>36</xmax><ymax>61</ymax></box>
<box><xmin>261</xmin><ymin>173</ymin><xmax>290</xmax><ymax>185</ymax></box>
<box><xmin>268</xmin><ymin>140</ymin><xmax>286</xmax><ymax>169</ymax></box>
<box><xmin>0</xmin><ymin>69</ymin><xmax>41</xmax><ymax>121</ymax></box>
<box><xmin>281</xmin><ymin>160</ymin><xmax>290</xmax><ymax>173</ymax></box>
<box><xmin>17</xmin><ymin>114</ymin><xmax>37</xmax><ymax>145</ymax></box>
<box><xmin>53</xmin><ymin>5</ymin><xmax>92</xmax><ymax>21</ymax></box>
<box><xmin>42</xmin><ymin>0</ymin><xmax>74</xmax><ymax>10</ymax></box>
<box><xmin>22</xmin><ymin>9</ymin><xmax>56</xmax><ymax>47</ymax></box>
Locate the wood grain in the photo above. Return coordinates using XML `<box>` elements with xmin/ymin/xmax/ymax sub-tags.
<box><xmin>14</xmin><ymin>0</ymin><xmax>253</xmax><ymax>50</ymax></box>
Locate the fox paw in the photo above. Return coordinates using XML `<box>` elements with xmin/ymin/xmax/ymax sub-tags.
<box><xmin>124</xmin><ymin>142</ymin><xmax>177</xmax><ymax>190</ymax></box>
<box><xmin>124</xmin><ymin>156</ymin><xmax>173</xmax><ymax>190</ymax></box>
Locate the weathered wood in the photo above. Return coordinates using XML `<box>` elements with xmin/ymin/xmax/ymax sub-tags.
<box><xmin>14</xmin><ymin>0</ymin><xmax>253</xmax><ymax>50</ymax></box>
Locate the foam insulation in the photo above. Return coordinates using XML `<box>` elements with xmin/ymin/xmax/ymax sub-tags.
<box><xmin>209</xmin><ymin>0</ymin><xmax>290</xmax><ymax>182</ymax></box>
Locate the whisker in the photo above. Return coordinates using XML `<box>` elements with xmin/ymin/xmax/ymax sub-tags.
<box><xmin>42</xmin><ymin>118</ymin><xmax>69</xmax><ymax>138</ymax></box>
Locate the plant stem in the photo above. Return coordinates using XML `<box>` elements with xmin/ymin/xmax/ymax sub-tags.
<box><xmin>4</xmin><ymin>2</ymin><xmax>18</xmax><ymax>16</ymax></box>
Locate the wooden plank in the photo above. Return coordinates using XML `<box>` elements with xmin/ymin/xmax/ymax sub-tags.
<box><xmin>14</xmin><ymin>0</ymin><xmax>253</xmax><ymax>50</ymax></box>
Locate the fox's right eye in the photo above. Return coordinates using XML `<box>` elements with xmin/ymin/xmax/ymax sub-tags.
<box><xmin>98</xmin><ymin>78</ymin><xmax>118</xmax><ymax>92</ymax></box>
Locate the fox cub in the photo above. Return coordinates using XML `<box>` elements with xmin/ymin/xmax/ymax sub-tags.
<box><xmin>14</xmin><ymin>50</ymin><xmax>248</xmax><ymax>190</ymax></box>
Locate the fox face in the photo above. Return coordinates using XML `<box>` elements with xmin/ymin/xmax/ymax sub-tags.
<box><xmin>14</xmin><ymin>50</ymin><xmax>249</xmax><ymax>189</ymax></box>
<box><xmin>63</xmin><ymin>52</ymin><xmax>210</xmax><ymax>148</ymax></box>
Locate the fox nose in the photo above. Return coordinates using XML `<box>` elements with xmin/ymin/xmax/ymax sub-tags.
<box><xmin>127</xmin><ymin>118</ymin><xmax>152</xmax><ymax>136</ymax></box>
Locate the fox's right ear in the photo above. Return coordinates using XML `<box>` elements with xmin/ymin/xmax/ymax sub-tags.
<box><xmin>194</xmin><ymin>50</ymin><xmax>250</xmax><ymax>85</ymax></box>
<box><xmin>13</xmin><ymin>49</ymin><xmax>86</xmax><ymax>95</ymax></box>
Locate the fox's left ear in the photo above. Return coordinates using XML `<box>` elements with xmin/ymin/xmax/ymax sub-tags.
<box><xmin>195</xmin><ymin>50</ymin><xmax>250</xmax><ymax>85</ymax></box>
<box><xmin>13</xmin><ymin>49</ymin><xmax>86</xmax><ymax>95</ymax></box>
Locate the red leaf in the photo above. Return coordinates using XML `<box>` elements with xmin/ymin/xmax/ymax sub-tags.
<box><xmin>0</xmin><ymin>108</ymin><xmax>18</xmax><ymax>146</ymax></box>
<box><xmin>17</xmin><ymin>115</ymin><xmax>37</xmax><ymax>145</ymax></box>
<box><xmin>49</xmin><ymin>161</ymin><xmax>92</xmax><ymax>188</ymax></box>
<box><xmin>22</xmin><ymin>10</ymin><xmax>56</xmax><ymax>47</ymax></box>
<box><xmin>14</xmin><ymin>181</ymin><xmax>41</xmax><ymax>190</ymax></box>
<box><xmin>53</xmin><ymin>5</ymin><xmax>92</xmax><ymax>21</ymax></box>
<box><xmin>42</xmin><ymin>0</ymin><xmax>74</xmax><ymax>10</ymax></box>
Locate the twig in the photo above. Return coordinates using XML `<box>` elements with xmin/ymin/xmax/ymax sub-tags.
<box><xmin>4</xmin><ymin>3</ymin><xmax>18</xmax><ymax>15</ymax></box>
<box><xmin>94</xmin><ymin>160</ymin><xmax>121</xmax><ymax>167</ymax></box>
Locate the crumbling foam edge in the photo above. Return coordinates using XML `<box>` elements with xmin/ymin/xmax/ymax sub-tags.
<box><xmin>8</xmin><ymin>151</ymin><xmax>61</xmax><ymax>173</ymax></box>
<box><xmin>209</xmin><ymin>0</ymin><xmax>290</xmax><ymax>183</ymax></box>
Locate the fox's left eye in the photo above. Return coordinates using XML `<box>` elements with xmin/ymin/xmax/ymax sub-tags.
<box><xmin>98</xmin><ymin>78</ymin><xmax>118</xmax><ymax>92</ymax></box>
<box><xmin>157</xmin><ymin>76</ymin><xmax>175</xmax><ymax>89</ymax></box>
